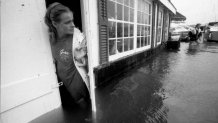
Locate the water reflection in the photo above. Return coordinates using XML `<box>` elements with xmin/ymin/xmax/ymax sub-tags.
<box><xmin>95</xmin><ymin>47</ymin><xmax>176</xmax><ymax>123</ymax></box>
<box><xmin>95</xmin><ymin>42</ymin><xmax>218</xmax><ymax>123</ymax></box>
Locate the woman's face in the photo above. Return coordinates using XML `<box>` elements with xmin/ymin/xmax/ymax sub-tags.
<box><xmin>54</xmin><ymin>12</ymin><xmax>75</xmax><ymax>36</ymax></box>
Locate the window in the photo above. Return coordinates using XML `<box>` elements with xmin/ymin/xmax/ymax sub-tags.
<box><xmin>157</xmin><ymin>9</ymin><xmax>163</xmax><ymax>43</ymax></box>
<box><xmin>107</xmin><ymin>0</ymin><xmax>152</xmax><ymax>60</ymax></box>
<box><xmin>136</xmin><ymin>0</ymin><xmax>152</xmax><ymax>48</ymax></box>
<box><xmin>108</xmin><ymin>0</ymin><xmax>135</xmax><ymax>56</ymax></box>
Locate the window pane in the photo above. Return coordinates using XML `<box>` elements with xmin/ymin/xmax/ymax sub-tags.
<box><xmin>141</xmin><ymin>25</ymin><xmax>145</xmax><ymax>36</ymax></box>
<box><xmin>138</xmin><ymin>0</ymin><xmax>141</xmax><ymax>11</ymax></box>
<box><xmin>108</xmin><ymin>21</ymin><xmax>116</xmax><ymax>38</ymax></box>
<box><xmin>142</xmin><ymin>14</ymin><xmax>145</xmax><ymax>24</ymax></box>
<box><xmin>137</xmin><ymin>37</ymin><xmax>140</xmax><ymax>48</ymax></box>
<box><xmin>142</xmin><ymin>1</ymin><xmax>145</xmax><ymax>12</ymax></box>
<box><xmin>124</xmin><ymin>0</ymin><xmax>129</xmax><ymax>6</ymax></box>
<box><xmin>144</xmin><ymin>26</ymin><xmax>148</xmax><ymax>36</ymax></box>
<box><xmin>129</xmin><ymin>0</ymin><xmax>134</xmax><ymax>8</ymax></box>
<box><xmin>124</xmin><ymin>23</ymin><xmax>129</xmax><ymax>37</ymax></box>
<box><xmin>124</xmin><ymin>38</ymin><xmax>129</xmax><ymax>51</ymax></box>
<box><xmin>149</xmin><ymin>15</ymin><xmax>151</xmax><ymax>24</ymax></box>
<box><xmin>129</xmin><ymin>38</ymin><xmax>133</xmax><ymax>50</ymax></box>
<box><xmin>117</xmin><ymin>4</ymin><xmax>123</xmax><ymax>20</ymax></box>
<box><xmin>148</xmin><ymin>36</ymin><xmax>150</xmax><ymax>45</ymax></box>
<box><xmin>137</xmin><ymin>25</ymin><xmax>141</xmax><ymax>36</ymax></box>
<box><xmin>149</xmin><ymin>4</ymin><xmax>151</xmax><ymax>14</ymax></box>
<box><xmin>141</xmin><ymin>37</ymin><xmax>144</xmax><ymax>46</ymax></box>
<box><xmin>140</xmin><ymin>12</ymin><xmax>143</xmax><ymax>23</ymax></box>
<box><xmin>158</xmin><ymin>11</ymin><xmax>162</xmax><ymax>26</ymax></box>
<box><xmin>109</xmin><ymin>40</ymin><xmax>116</xmax><ymax>55</ymax></box>
<box><xmin>130</xmin><ymin>8</ymin><xmax>134</xmax><ymax>22</ymax></box>
<box><xmin>108</xmin><ymin>1</ymin><xmax>116</xmax><ymax>19</ymax></box>
<box><xmin>145</xmin><ymin>14</ymin><xmax>148</xmax><ymax>24</ymax></box>
<box><xmin>117</xmin><ymin>39</ymin><xmax>123</xmax><ymax>52</ymax></box>
<box><xmin>130</xmin><ymin>24</ymin><xmax>134</xmax><ymax>36</ymax></box>
<box><xmin>158</xmin><ymin>28</ymin><xmax>161</xmax><ymax>36</ymax></box>
<box><xmin>145</xmin><ymin>36</ymin><xmax>147</xmax><ymax>46</ymax></box>
<box><xmin>137</xmin><ymin>12</ymin><xmax>141</xmax><ymax>23</ymax></box>
<box><xmin>145</xmin><ymin>2</ymin><xmax>149</xmax><ymax>13</ymax></box>
<box><xmin>124</xmin><ymin>6</ymin><xmax>129</xmax><ymax>21</ymax></box>
<box><xmin>117</xmin><ymin>0</ymin><xmax>123</xmax><ymax>4</ymax></box>
<box><xmin>148</xmin><ymin>26</ymin><xmax>150</xmax><ymax>35</ymax></box>
<box><xmin>117</xmin><ymin>23</ymin><xmax>123</xmax><ymax>37</ymax></box>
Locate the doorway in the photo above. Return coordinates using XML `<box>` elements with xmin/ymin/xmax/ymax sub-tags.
<box><xmin>45</xmin><ymin>0</ymin><xmax>83</xmax><ymax>106</ymax></box>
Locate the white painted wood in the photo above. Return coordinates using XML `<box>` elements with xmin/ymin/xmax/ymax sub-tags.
<box><xmin>1</xmin><ymin>0</ymin><xmax>61</xmax><ymax>122</ymax></box>
<box><xmin>1</xmin><ymin>89</ymin><xmax>61</xmax><ymax>123</ymax></box>
<box><xmin>80</xmin><ymin>0</ymin><xmax>99</xmax><ymax>112</ymax></box>
<box><xmin>159</xmin><ymin>0</ymin><xmax>176</xmax><ymax>14</ymax></box>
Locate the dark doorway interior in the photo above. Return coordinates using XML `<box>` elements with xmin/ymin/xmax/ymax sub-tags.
<box><xmin>45</xmin><ymin>0</ymin><xmax>83</xmax><ymax>106</ymax></box>
<box><xmin>45</xmin><ymin>0</ymin><xmax>83</xmax><ymax>31</ymax></box>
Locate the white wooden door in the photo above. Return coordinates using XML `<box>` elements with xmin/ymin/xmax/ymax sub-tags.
<box><xmin>1</xmin><ymin>0</ymin><xmax>61</xmax><ymax>123</ymax></box>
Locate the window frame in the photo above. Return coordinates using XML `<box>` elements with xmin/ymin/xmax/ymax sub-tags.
<box><xmin>108</xmin><ymin>0</ymin><xmax>153</xmax><ymax>61</ymax></box>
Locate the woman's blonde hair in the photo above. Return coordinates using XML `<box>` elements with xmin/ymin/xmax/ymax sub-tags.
<box><xmin>44</xmin><ymin>2</ymin><xmax>72</xmax><ymax>44</ymax></box>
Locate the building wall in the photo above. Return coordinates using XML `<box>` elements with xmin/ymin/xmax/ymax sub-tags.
<box><xmin>1</xmin><ymin>0</ymin><xmax>61</xmax><ymax>122</ymax></box>
<box><xmin>97</xmin><ymin>0</ymin><xmax>173</xmax><ymax>65</ymax></box>
<box><xmin>94</xmin><ymin>0</ymin><xmax>174</xmax><ymax>87</ymax></box>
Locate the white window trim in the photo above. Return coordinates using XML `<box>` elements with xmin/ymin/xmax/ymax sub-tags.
<box><xmin>108</xmin><ymin>0</ymin><xmax>153</xmax><ymax>62</ymax></box>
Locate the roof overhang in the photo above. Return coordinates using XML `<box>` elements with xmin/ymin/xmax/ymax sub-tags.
<box><xmin>159</xmin><ymin>0</ymin><xmax>176</xmax><ymax>14</ymax></box>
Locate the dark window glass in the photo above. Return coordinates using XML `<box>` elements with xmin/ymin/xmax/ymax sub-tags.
<box><xmin>129</xmin><ymin>38</ymin><xmax>134</xmax><ymax>50</ymax></box>
<box><xmin>145</xmin><ymin>36</ymin><xmax>147</xmax><ymax>46</ymax></box>
<box><xmin>124</xmin><ymin>23</ymin><xmax>129</xmax><ymax>37</ymax></box>
<box><xmin>149</xmin><ymin>15</ymin><xmax>151</xmax><ymax>24</ymax></box>
<box><xmin>158</xmin><ymin>11</ymin><xmax>162</xmax><ymax>26</ymax></box>
<box><xmin>117</xmin><ymin>39</ymin><xmax>123</xmax><ymax>52</ymax></box>
<box><xmin>109</xmin><ymin>40</ymin><xmax>116</xmax><ymax>55</ymax></box>
<box><xmin>130</xmin><ymin>24</ymin><xmax>134</xmax><ymax>36</ymax></box>
<box><xmin>108</xmin><ymin>21</ymin><xmax>116</xmax><ymax>38</ymax></box>
<box><xmin>141</xmin><ymin>37</ymin><xmax>144</xmax><ymax>46</ymax></box>
<box><xmin>117</xmin><ymin>23</ymin><xmax>123</xmax><ymax>37</ymax></box>
<box><xmin>137</xmin><ymin>37</ymin><xmax>140</xmax><ymax>48</ymax></box>
<box><xmin>124</xmin><ymin>6</ymin><xmax>129</xmax><ymax>21</ymax></box>
<box><xmin>141</xmin><ymin>25</ymin><xmax>145</xmax><ymax>36</ymax></box>
<box><xmin>149</xmin><ymin>4</ymin><xmax>151</xmax><ymax>14</ymax></box>
<box><xmin>124</xmin><ymin>38</ymin><xmax>129</xmax><ymax>51</ymax></box>
<box><xmin>148</xmin><ymin>26</ymin><xmax>150</xmax><ymax>35</ymax></box>
<box><xmin>117</xmin><ymin>4</ymin><xmax>123</xmax><ymax>20</ymax></box>
<box><xmin>148</xmin><ymin>36</ymin><xmax>150</xmax><ymax>45</ymax></box>
<box><xmin>145</xmin><ymin>26</ymin><xmax>148</xmax><ymax>36</ymax></box>
<box><xmin>137</xmin><ymin>25</ymin><xmax>141</xmax><ymax>36</ymax></box>
<box><xmin>108</xmin><ymin>1</ymin><xmax>116</xmax><ymax>19</ymax></box>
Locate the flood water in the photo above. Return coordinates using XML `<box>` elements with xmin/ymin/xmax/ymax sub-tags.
<box><xmin>94</xmin><ymin>42</ymin><xmax>218</xmax><ymax>123</ymax></box>
<box><xmin>32</xmin><ymin>42</ymin><xmax>218</xmax><ymax>123</ymax></box>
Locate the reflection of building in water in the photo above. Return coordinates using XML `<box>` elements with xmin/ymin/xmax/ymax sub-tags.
<box><xmin>1</xmin><ymin>0</ymin><xmax>177</xmax><ymax>122</ymax></box>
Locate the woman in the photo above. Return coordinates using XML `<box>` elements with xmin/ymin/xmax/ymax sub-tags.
<box><xmin>44</xmin><ymin>2</ymin><xmax>90</xmax><ymax>107</ymax></box>
<box><xmin>188</xmin><ymin>24</ymin><xmax>202</xmax><ymax>45</ymax></box>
